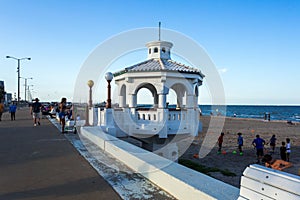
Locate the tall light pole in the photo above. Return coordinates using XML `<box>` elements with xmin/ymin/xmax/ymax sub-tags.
<box><xmin>105</xmin><ymin>72</ymin><xmax>113</xmax><ymax>109</ymax></box>
<box><xmin>27</xmin><ymin>85</ymin><xmax>34</xmax><ymax>102</ymax></box>
<box><xmin>6</xmin><ymin>56</ymin><xmax>31</xmax><ymax>105</ymax></box>
<box><xmin>21</xmin><ymin>77</ymin><xmax>33</xmax><ymax>102</ymax></box>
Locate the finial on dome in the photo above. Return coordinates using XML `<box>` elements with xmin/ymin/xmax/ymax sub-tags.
<box><xmin>159</xmin><ymin>21</ymin><xmax>161</xmax><ymax>41</ymax></box>
<box><xmin>145</xmin><ymin>22</ymin><xmax>173</xmax><ymax>59</ymax></box>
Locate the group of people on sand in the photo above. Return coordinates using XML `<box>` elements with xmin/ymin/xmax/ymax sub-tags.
<box><xmin>217</xmin><ymin>132</ymin><xmax>245</xmax><ymax>155</ymax></box>
<box><xmin>217</xmin><ymin>132</ymin><xmax>292</xmax><ymax>171</ymax></box>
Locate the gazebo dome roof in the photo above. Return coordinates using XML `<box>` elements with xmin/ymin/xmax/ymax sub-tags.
<box><xmin>114</xmin><ymin>58</ymin><xmax>204</xmax><ymax>77</ymax></box>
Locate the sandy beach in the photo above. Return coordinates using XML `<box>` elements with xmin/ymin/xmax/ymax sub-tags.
<box><xmin>182</xmin><ymin>116</ymin><xmax>300</xmax><ymax>188</ymax></box>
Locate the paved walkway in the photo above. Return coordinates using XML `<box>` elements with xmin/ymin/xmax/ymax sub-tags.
<box><xmin>0</xmin><ymin>108</ymin><xmax>121</xmax><ymax>200</ymax></box>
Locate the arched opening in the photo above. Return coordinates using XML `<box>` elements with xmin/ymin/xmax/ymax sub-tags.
<box><xmin>149</xmin><ymin>48</ymin><xmax>151</xmax><ymax>54</ymax></box>
<box><xmin>136</xmin><ymin>83</ymin><xmax>158</xmax><ymax>107</ymax></box>
<box><xmin>166</xmin><ymin>88</ymin><xmax>177</xmax><ymax>108</ymax></box>
<box><xmin>137</xmin><ymin>88</ymin><xmax>153</xmax><ymax>106</ymax></box>
<box><xmin>154</xmin><ymin>47</ymin><xmax>158</xmax><ymax>53</ymax></box>
<box><xmin>168</xmin><ymin>83</ymin><xmax>187</xmax><ymax>108</ymax></box>
<box><xmin>162</xmin><ymin>47</ymin><xmax>166</xmax><ymax>53</ymax></box>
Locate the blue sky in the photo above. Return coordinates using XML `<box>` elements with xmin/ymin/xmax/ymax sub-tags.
<box><xmin>0</xmin><ymin>0</ymin><xmax>299</xmax><ymax>105</ymax></box>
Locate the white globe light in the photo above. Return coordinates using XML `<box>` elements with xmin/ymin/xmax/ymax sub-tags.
<box><xmin>105</xmin><ymin>72</ymin><xmax>113</xmax><ymax>81</ymax></box>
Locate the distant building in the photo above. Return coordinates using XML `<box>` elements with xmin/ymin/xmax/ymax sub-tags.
<box><xmin>0</xmin><ymin>80</ymin><xmax>5</xmax><ymax>102</ymax></box>
<box><xmin>0</xmin><ymin>81</ymin><xmax>12</xmax><ymax>105</ymax></box>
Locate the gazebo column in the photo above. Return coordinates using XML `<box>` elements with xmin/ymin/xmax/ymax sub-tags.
<box><xmin>154</xmin><ymin>93</ymin><xmax>159</xmax><ymax>108</ymax></box>
<box><xmin>119</xmin><ymin>95</ymin><xmax>125</xmax><ymax>107</ymax></box>
<box><xmin>157</xmin><ymin>93</ymin><xmax>168</xmax><ymax>138</ymax></box>
<box><xmin>128</xmin><ymin>94</ymin><xmax>137</xmax><ymax>115</ymax></box>
<box><xmin>158</xmin><ymin>93</ymin><xmax>167</xmax><ymax>108</ymax></box>
<box><xmin>194</xmin><ymin>95</ymin><xmax>198</xmax><ymax>109</ymax></box>
<box><xmin>177</xmin><ymin>94</ymin><xmax>183</xmax><ymax>108</ymax></box>
<box><xmin>186</xmin><ymin>93</ymin><xmax>199</xmax><ymax>136</ymax></box>
<box><xmin>194</xmin><ymin>85</ymin><xmax>199</xmax><ymax>109</ymax></box>
<box><xmin>129</xmin><ymin>94</ymin><xmax>137</xmax><ymax>108</ymax></box>
<box><xmin>186</xmin><ymin>94</ymin><xmax>194</xmax><ymax>109</ymax></box>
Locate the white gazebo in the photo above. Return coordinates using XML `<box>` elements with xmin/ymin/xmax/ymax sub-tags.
<box><xmin>98</xmin><ymin>39</ymin><xmax>204</xmax><ymax>139</ymax></box>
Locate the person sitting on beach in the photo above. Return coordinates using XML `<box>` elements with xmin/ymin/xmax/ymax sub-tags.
<box><xmin>252</xmin><ymin>134</ymin><xmax>266</xmax><ymax>164</ymax></box>
<box><xmin>262</xmin><ymin>154</ymin><xmax>292</xmax><ymax>171</ymax></box>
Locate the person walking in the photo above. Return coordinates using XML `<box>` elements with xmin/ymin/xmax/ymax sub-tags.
<box><xmin>286</xmin><ymin>138</ymin><xmax>291</xmax><ymax>162</ymax></box>
<box><xmin>252</xmin><ymin>134</ymin><xmax>266</xmax><ymax>164</ymax></box>
<box><xmin>269</xmin><ymin>134</ymin><xmax>277</xmax><ymax>153</ymax></box>
<box><xmin>237</xmin><ymin>132</ymin><xmax>244</xmax><ymax>155</ymax></box>
<box><xmin>59</xmin><ymin>97</ymin><xmax>67</xmax><ymax>133</ymax></box>
<box><xmin>31</xmin><ymin>98</ymin><xmax>42</xmax><ymax>126</ymax></box>
<box><xmin>9</xmin><ymin>102</ymin><xmax>17</xmax><ymax>121</ymax></box>
<box><xmin>217</xmin><ymin>132</ymin><xmax>224</xmax><ymax>153</ymax></box>
<box><xmin>280</xmin><ymin>141</ymin><xmax>287</xmax><ymax>161</ymax></box>
<box><xmin>0</xmin><ymin>101</ymin><xmax>4</xmax><ymax>121</ymax></box>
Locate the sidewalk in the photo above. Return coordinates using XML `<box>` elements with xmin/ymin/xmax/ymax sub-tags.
<box><xmin>0</xmin><ymin>108</ymin><xmax>121</xmax><ymax>200</ymax></box>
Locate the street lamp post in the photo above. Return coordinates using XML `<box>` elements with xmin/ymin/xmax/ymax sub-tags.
<box><xmin>6</xmin><ymin>56</ymin><xmax>31</xmax><ymax>105</ymax></box>
<box><xmin>87</xmin><ymin>80</ymin><xmax>94</xmax><ymax>108</ymax></box>
<box><xmin>105</xmin><ymin>72</ymin><xmax>113</xmax><ymax>109</ymax></box>
<box><xmin>21</xmin><ymin>77</ymin><xmax>33</xmax><ymax>102</ymax></box>
<box><xmin>85</xmin><ymin>80</ymin><xmax>95</xmax><ymax>126</ymax></box>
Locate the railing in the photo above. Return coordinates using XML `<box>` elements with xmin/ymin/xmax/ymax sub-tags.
<box><xmin>97</xmin><ymin>107</ymin><xmax>196</xmax><ymax>136</ymax></box>
<box><xmin>136</xmin><ymin>109</ymin><xmax>186</xmax><ymax>122</ymax></box>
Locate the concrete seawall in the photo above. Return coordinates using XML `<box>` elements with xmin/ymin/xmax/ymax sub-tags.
<box><xmin>81</xmin><ymin>126</ymin><xmax>240</xmax><ymax>200</ymax></box>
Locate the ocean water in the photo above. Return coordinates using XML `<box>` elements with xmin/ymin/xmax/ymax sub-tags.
<box><xmin>199</xmin><ymin>105</ymin><xmax>300</xmax><ymax>122</ymax></box>
<box><xmin>137</xmin><ymin>104</ymin><xmax>300</xmax><ymax>122</ymax></box>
